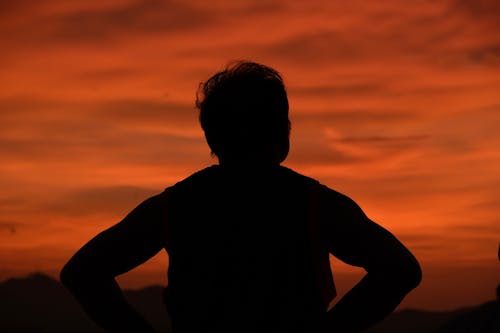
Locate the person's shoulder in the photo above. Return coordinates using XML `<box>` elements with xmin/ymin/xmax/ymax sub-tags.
<box><xmin>278</xmin><ymin>165</ymin><xmax>319</xmax><ymax>185</ymax></box>
<box><xmin>279</xmin><ymin>166</ymin><xmax>346</xmax><ymax>197</ymax></box>
<box><xmin>315</xmin><ymin>182</ymin><xmax>353</xmax><ymax>203</ymax></box>
<box><xmin>314</xmin><ymin>183</ymin><xmax>367</xmax><ymax>220</ymax></box>
<box><xmin>164</xmin><ymin>165</ymin><xmax>220</xmax><ymax>193</ymax></box>
<box><xmin>281</xmin><ymin>166</ymin><xmax>362</xmax><ymax>211</ymax></box>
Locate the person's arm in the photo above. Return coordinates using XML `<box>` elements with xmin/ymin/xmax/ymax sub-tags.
<box><xmin>319</xmin><ymin>187</ymin><xmax>422</xmax><ymax>333</ymax></box>
<box><xmin>60</xmin><ymin>191</ymin><xmax>170</xmax><ymax>333</ymax></box>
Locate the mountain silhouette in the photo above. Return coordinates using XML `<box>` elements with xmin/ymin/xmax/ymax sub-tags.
<box><xmin>0</xmin><ymin>273</ymin><xmax>497</xmax><ymax>333</ymax></box>
<box><xmin>0</xmin><ymin>273</ymin><xmax>170</xmax><ymax>333</ymax></box>
<box><xmin>433</xmin><ymin>300</ymin><xmax>499</xmax><ymax>333</ymax></box>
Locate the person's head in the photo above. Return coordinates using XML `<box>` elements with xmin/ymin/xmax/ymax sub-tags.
<box><xmin>196</xmin><ymin>61</ymin><xmax>290</xmax><ymax>166</ymax></box>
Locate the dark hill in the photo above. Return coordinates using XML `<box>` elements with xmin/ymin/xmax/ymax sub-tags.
<box><xmin>0</xmin><ymin>273</ymin><xmax>497</xmax><ymax>333</ymax></box>
<box><xmin>433</xmin><ymin>300</ymin><xmax>499</xmax><ymax>333</ymax></box>
<box><xmin>0</xmin><ymin>273</ymin><xmax>170</xmax><ymax>333</ymax></box>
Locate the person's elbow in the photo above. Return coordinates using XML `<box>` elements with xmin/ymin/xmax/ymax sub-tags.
<box><xmin>402</xmin><ymin>258</ymin><xmax>422</xmax><ymax>291</ymax></box>
<box><xmin>369</xmin><ymin>249</ymin><xmax>422</xmax><ymax>295</ymax></box>
<box><xmin>59</xmin><ymin>257</ymin><xmax>93</xmax><ymax>292</ymax></box>
<box><xmin>59</xmin><ymin>260</ymin><xmax>80</xmax><ymax>290</ymax></box>
<box><xmin>391</xmin><ymin>251</ymin><xmax>422</xmax><ymax>293</ymax></box>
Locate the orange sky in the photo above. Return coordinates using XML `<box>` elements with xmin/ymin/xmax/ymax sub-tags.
<box><xmin>0</xmin><ymin>0</ymin><xmax>499</xmax><ymax>311</ymax></box>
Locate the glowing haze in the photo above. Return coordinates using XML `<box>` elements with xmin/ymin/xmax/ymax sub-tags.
<box><xmin>1</xmin><ymin>0</ymin><xmax>499</xmax><ymax>310</ymax></box>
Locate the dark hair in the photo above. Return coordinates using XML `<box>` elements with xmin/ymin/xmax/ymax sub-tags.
<box><xmin>196</xmin><ymin>61</ymin><xmax>290</xmax><ymax>164</ymax></box>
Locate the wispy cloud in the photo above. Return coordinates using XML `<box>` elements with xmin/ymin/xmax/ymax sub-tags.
<box><xmin>0</xmin><ymin>221</ymin><xmax>19</xmax><ymax>235</ymax></box>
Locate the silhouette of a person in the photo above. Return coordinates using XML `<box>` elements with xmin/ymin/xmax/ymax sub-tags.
<box><xmin>60</xmin><ymin>61</ymin><xmax>422</xmax><ymax>333</ymax></box>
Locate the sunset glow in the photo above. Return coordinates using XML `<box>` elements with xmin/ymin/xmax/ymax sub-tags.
<box><xmin>1</xmin><ymin>0</ymin><xmax>499</xmax><ymax>311</ymax></box>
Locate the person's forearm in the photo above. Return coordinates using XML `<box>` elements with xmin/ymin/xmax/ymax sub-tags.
<box><xmin>61</xmin><ymin>275</ymin><xmax>157</xmax><ymax>333</ymax></box>
<box><xmin>321</xmin><ymin>273</ymin><xmax>415</xmax><ymax>333</ymax></box>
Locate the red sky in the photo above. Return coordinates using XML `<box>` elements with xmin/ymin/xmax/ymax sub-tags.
<box><xmin>0</xmin><ymin>0</ymin><xmax>499</xmax><ymax>311</ymax></box>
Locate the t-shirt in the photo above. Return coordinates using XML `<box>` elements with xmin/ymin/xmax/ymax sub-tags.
<box><xmin>162</xmin><ymin>164</ymin><xmax>338</xmax><ymax>333</ymax></box>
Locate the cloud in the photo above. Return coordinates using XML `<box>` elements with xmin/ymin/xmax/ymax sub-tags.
<box><xmin>469</xmin><ymin>197</ymin><xmax>500</xmax><ymax>212</ymax></box>
<box><xmin>394</xmin><ymin>232</ymin><xmax>444</xmax><ymax>253</ymax></box>
<box><xmin>92</xmin><ymin>99</ymin><xmax>200</xmax><ymax>134</ymax></box>
<box><xmin>1</xmin><ymin>1</ymin><xmax>214</xmax><ymax>45</ymax></box>
<box><xmin>0</xmin><ymin>0</ymin><xmax>287</xmax><ymax>49</ymax></box>
<box><xmin>288</xmin><ymin>106</ymin><xmax>428</xmax><ymax>169</ymax></box>
<box><xmin>0</xmin><ymin>96</ymin><xmax>67</xmax><ymax>115</ymax></box>
<box><xmin>334</xmin><ymin>135</ymin><xmax>427</xmax><ymax>144</ymax></box>
<box><xmin>289</xmin><ymin>82</ymin><xmax>388</xmax><ymax>98</ymax></box>
<box><xmin>77</xmin><ymin>67</ymin><xmax>141</xmax><ymax>81</ymax></box>
<box><xmin>423</xmin><ymin>0</ymin><xmax>500</xmax><ymax>67</ymax></box>
<box><xmin>0</xmin><ymin>221</ymin><xmax>20</xmax><ymax>235</ymax></box>
<box><xmin>461</xmin><ymin>45</ymin><xmax>500</xmax><ymax>66</ymax></box>
<box><xmin>448</xmin><ymin>0</ymin><xmax>500</xmax><ymax>28</ymax></box>
<box><xmin>256</xmin><ymin>0</ymin><xmax>500</xmax><ymax>71</ymax></box>
<box><xmin>288</xmin><ymin>129</ymin><xmax>361</xmax><ymax>166</ymax></box>
<box><xmin>452</xmin><ymin>220</ymin><xmax>500</xmax><ymax>234</ymax></box>
<box><xmin>48</xmin><ymin>2</ymin><xmax>211</xmax><ymax>43</ymax></box>
<box><xmin>290</xmin><ymin>109</ymin><xmax>419</xmax><ymax>138</ymax></box>
<box><xmin>46</xmin><ymin>185</ymin><xmax>159</xmax><ymax>217</ymax></box>
<box><xmin>0</xmin><ymin>186</ymin><xmax>163</xmax><ymax>229</ymax></box>
<box><xmin>266</xmin><ymin>30</ymin><xmax>364</xmax><ymax>65</ymax></box>
<box><xmin>0</xmin><ymin>96</ymin><xmax>200</xmax><ymax>130</ymax></box>
<box><xmin>0</xmin><ymin>96</ymin><xmax>207</xmax><ymax>166</ymax></box>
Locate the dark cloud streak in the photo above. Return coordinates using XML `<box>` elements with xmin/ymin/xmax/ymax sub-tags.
<box><xmin>291</xmin><ymin>109</ymin><xmax>418</xmax><ymax>127</ymax></box>
<box><xmin>46</xmin><ymin>185</ymin><xmax>159</xmax><ymax>217</ymax></box>
<box><xmin>0</xmin><ymin>221</ymin><xmax>19</xmax><ymax>234</ymax></box>
<box><xmin>93</xmin><ymin>99</ymin><xmax>199</xmax><ymax>129</ymax></box>
<box><xmin>289</xmin><ymin>82</ymin><xmax>388</xmax><ymax>98</ymax></box>
<box><xmin>1</xmin><ymin>1</ymin><xmax>214</xmax><ymax>46</ymax></box>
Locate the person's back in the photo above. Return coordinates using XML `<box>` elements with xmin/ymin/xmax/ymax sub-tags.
<box><xmin>163</xmin><ymin>165</ymin><xmax>335</xmax><ymax>333</ymax></box>
<box><xmin>60</xmin><ymin>61</ymin><xmax>422</xmax><ymax>333</ymax></box>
